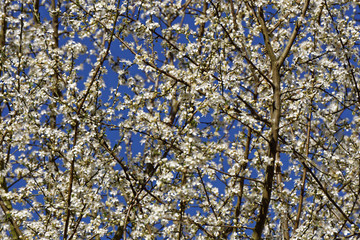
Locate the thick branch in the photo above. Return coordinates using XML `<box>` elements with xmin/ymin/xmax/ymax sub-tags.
<box><xmin>252</xmin><ymin>67</ymin><xmax>281</xmax><ymax>240</ymax></box>
<box><xmin>257</xmin><ymin>8</ymin><xmax>277</xmax><ymax>63</ymax></box>
<box><xmin>278</xmin><ymin>0</ymin><xmax>310</xmax><ymax>66</ymax></box>
<box><xmin>0</xmin><ymin>198</ymin><xmax>23</xmax><ymax>239</ymax></box>
<box><xmin>63</xmin><ymin>122</ymin><xmax>79</xmax><ymax>239</ymax></box>
<box><xmin>275</xmin><ymin>147</ymin><xmax>290</xmax><ymax>240</ymax></box>
<box><xmin>294</xmin><ymin>111</ymin><xmax>312</xmax><ymax>230</ymax></box>
<box><xmin>0</xmin><ymin>4</ymin><xmax>23</xmax><ymax>239</ymax></box>
<box><xmin>0</xmin><ymin>2</ymin><xmax>7</xmax><ymax>69</ymax></box>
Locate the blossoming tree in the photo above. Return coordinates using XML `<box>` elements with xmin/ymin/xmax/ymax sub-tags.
<box><xmin>1</xmin><ymin>0</ymin><xmax>359</xmax><ymax>239</ymax></box>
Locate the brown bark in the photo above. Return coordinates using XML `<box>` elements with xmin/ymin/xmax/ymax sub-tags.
<box><xmin>276</xmin><ymin>148</ymin><xmax>290</xmax><ymax>240</ymax></box>
<box><xmin>251</xmin><ymin>4</ymin><xmax>281</xmax><ymax>238</ymax></box>
<box><xmin>252</xmin><ymin>67</ymin><xmax>281</xmax><ymax>240</ymax></box>
<box><xmin>33</xmin><ymin>0</ymin><xmax>40</xmax><ymax>24</ymax></box>
<box><xmin>294</xmin><ymin>112</ymin><xmax>311</xmax><ymax>230</ymax></box>
<box><xmin>0</xmin><ymin>3</ymin><xmax>23</xmax><ymax>239</ymax></box>
<box><xmin>0</xmin><ymin>2</ymin><xmax>7</xmax><ymax>67</ymax></box>
<box><xmin>251</xmin><ymin>0</ymin><xmax>310</xmax><ymax>237</ymax></box>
